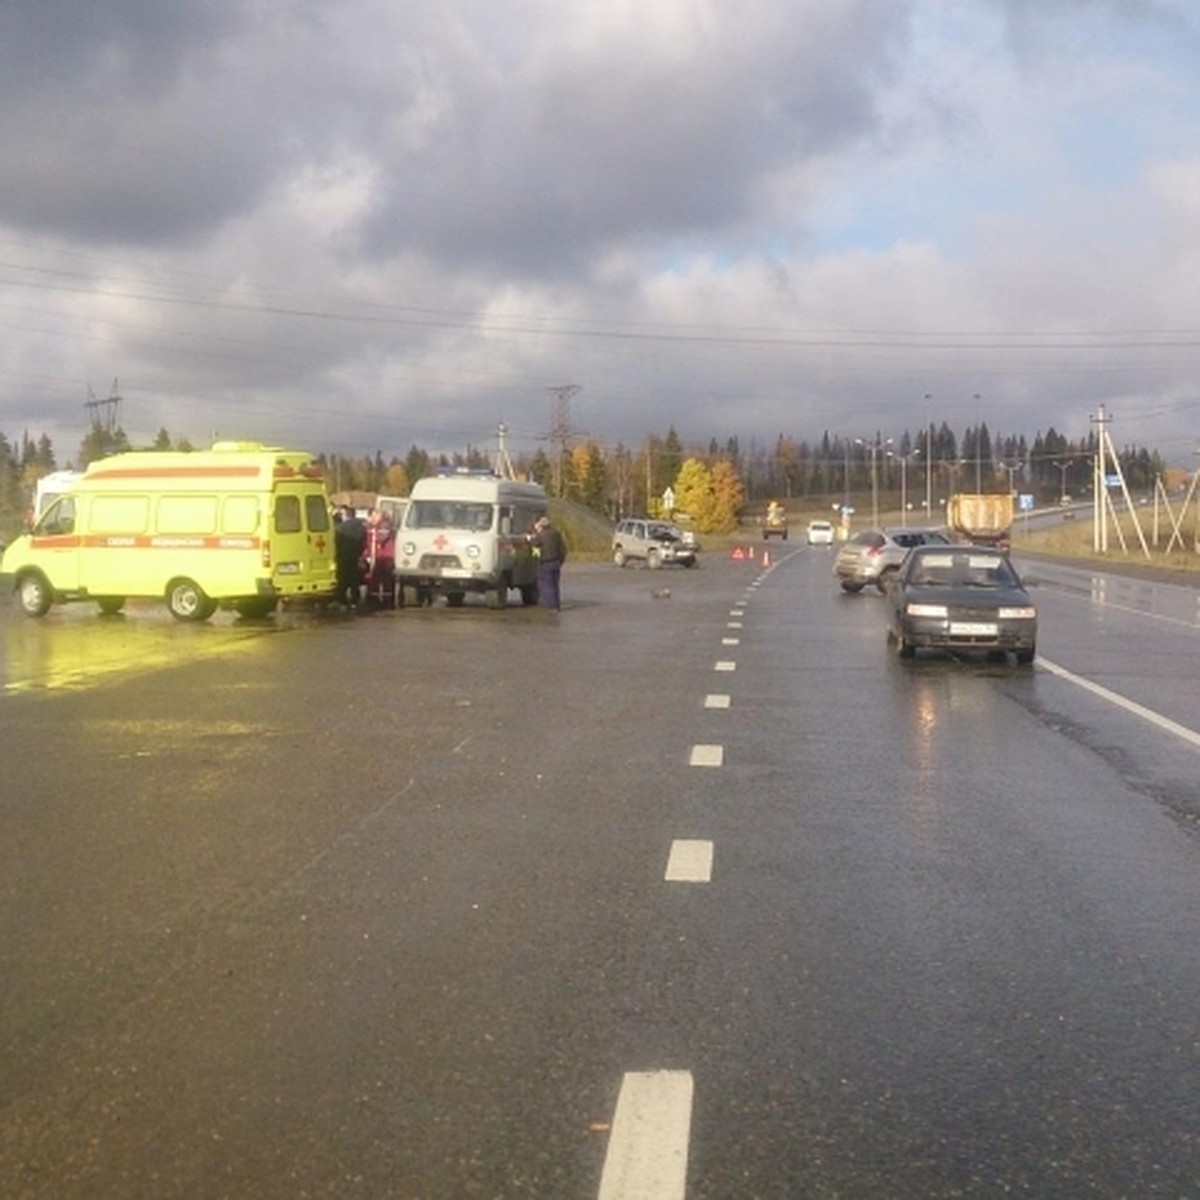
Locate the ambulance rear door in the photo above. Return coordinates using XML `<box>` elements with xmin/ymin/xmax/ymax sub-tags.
<box><xmin>271</xmin><ymin>484</ymin><xmax>335</xmax><ymax>595</ymax></box>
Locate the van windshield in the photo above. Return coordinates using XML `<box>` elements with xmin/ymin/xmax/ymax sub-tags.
<box><xmin>410</xmin><ymin>501</ymin><xmax>494</xmax><ymax>532</ymax></box>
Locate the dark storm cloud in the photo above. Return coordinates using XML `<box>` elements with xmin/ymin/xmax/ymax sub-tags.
<box><xmin>358</xmin><ymin>1</ymin><xmax>910</xmax><ymax>276</ymax></box>
<box><xmin>0</xmin><ymin>1</ymin><xmax>285</xmax><ymax>243</ymax></box>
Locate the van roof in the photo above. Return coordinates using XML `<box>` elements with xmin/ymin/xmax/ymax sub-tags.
<box><xmin>409</xmin><ymin>475</ymin><xmax>547</xmax><ymax>502</ymax></box>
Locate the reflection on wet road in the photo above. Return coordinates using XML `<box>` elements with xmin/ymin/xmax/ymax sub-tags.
<box><xmin>0</xmin><ymin>603</ymin><xmax>311</xmax><ymax>694</ymax></box>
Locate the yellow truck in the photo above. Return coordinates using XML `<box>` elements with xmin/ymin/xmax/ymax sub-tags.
<box><xmin>947</xmin><ymin>493</ymin><xmax>1014</xmax><ymax>547</ymax></box>
<box><xmin>763</xmin><ymin>500</ymin><xmax>790</xmax><ymax>540</ymax></box>
<box><xmin>1</xmin><ymin>442</ymin><xmax>336</xmax><ymax>620</ymax></box>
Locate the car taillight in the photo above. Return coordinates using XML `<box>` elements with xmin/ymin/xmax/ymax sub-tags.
<box><xmin>866</xmin><ymin>545</ymin><xmax>883</xmax><ymax>557</ymax></box>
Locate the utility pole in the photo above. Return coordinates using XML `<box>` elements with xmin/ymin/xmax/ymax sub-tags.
<box><xmin>546</xmin><ymin>384</ymin><xmax>580</xmax><ymax>499</ymax></box>
<box><xmin>973</xmin><ymin>393</ymin><xmax>982</xmax><ymax>491</ymax></box>
<box><xmin>1091</xmin><ymin>406</ymin><xmax>1111</xmax><ymax>553</ymax></box>
<box><xmin>492</xmin><ymin>423</ymin><xmax>515</xmax><ymax>480</ymax></box>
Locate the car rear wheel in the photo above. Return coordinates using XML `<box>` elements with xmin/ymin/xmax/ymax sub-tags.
<box><xmin>646</xmin><ymin>548</ymin><xmax>662</xmax><ymax>569</ymax></box>
<box><xmin>839</xmin><ymin>580</ymin><xmax>864</xmax><ymax>593</ymax></box>
<box><xmin>876</xmin><ymin>567</ymin><xmax>898</xmax><ymax>593</ymax></box>
<box><xmin>1016</xmin><ymin>646</ymin><xmax>1036</xmax><ymax>666</ymax></box>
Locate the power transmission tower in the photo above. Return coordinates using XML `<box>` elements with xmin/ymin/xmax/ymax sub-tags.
<box><xmin>84</xmin><ymin>378</ymin><xmax>122</xmax><ymax>431</ymax></box>
<box><xmin>547</xmin><ymin>384</ymin><xmax>580</xmax><ymax>498</ymax></box>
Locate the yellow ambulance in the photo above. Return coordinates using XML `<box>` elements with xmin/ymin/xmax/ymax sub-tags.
<box><xmin>1</xmin><ymin>442</ymin><xmax>336</xmax><ymax>620</ymax></box>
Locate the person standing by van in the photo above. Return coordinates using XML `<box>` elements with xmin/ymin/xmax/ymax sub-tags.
<box><xmin>334</xmin><ymin>506</ymin><xmax>367</xmax><ymax>610</ymax></box>
<box><xmin>529</xmin><ymin>515</ymin><xmax>566</xmax><ymax>611</ymax></box>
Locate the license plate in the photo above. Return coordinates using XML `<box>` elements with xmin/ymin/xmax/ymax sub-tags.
<box><xmin>950</xmin><ymin>621</ymin><xmax>998</xmax><ymax>636</ymax></box>
<box><xmin>440</xmin><ymin>568</ymin><xmax>471</xmax><ymax>579</ymax></box>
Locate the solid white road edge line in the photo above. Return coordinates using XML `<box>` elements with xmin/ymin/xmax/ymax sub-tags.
<box><xmin>1039</xmin><ymin>656</ymin><xmax>1200</xmax><ymax>750</ymax></box>
<box><xmin>665</xmin><ymin>840</ymin><xmax>714</xmax><ymax>882</ymax></box>
<box><xmin>597</xmin><ymin>1070</ymin><xmax>694</xmax><ymax>1200</ymax></box>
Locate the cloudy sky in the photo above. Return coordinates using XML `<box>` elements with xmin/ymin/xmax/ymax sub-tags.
<box><xmin>2</xmin><ymin>0</ymin><xmax>1199</xmax><ymax>468</ymax></box>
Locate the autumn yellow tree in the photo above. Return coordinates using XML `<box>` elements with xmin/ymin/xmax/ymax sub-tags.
<box><xmin>673</xmin><ymin>457</ymin><xmax>744</xmax><ymax>533</ymax></box>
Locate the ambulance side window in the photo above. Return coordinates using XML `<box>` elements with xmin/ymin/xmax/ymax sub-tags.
<box><xmin>275</xmin><ymin>495</ymin><xmax>302</xmax><ymax>534</ymax></box>
<box><xmin>222</xmin><ymin>496</ymin><xmax>259</xmax><ymax>536</ymax></box>
<box><xmin>499</xmin><ymin>506</ymin><xmax>513</xmax><ymax>535</ymax></box>
<box><xmin>158</xmin><ymin>495</ymin><xmax>218</xmax><ymax>535</ymax></box>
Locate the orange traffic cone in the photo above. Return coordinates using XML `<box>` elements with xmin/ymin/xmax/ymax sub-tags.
<box><xmin>762</xmin><ymin>548</ymin><xmax>771</xmax><ymax>567</ymax></box>
<box><xmin>731</xmin><ymin>546</ymin><xmax>745</xmax><ymax>560</ymax></box>
<box><xmin>748</xmin><ymin>545</ymin><xmax>756</xmax><ymax>559</ymax></box>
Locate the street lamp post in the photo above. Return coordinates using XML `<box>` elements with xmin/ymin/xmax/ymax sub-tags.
<box><xmin>923</xmin><ymin>394</ymin><xmax>933</xmax><ymax>518</ymax></box>
<box><xmin>899</xmin><ymin>448</ymin><xmax>921</xmax><ymax>527</ymax></box>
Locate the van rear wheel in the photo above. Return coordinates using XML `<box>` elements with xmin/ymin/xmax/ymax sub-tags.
<box><xmin>234</xmin><ymin>597</ymin><xmax>275</xmax><ymax>619</ymax></box>
<box><xmin>17</xmin><ymin>572</ymin><xmax>52</xmax><ymax>618</ymax></box>
<box><xmin>167</xmin><ymin>578</ymin><xmax>216</xmax><ymax>622</ymax></box>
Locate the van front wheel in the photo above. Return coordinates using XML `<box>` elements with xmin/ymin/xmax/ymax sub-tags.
<box><xmin>167</xmin><ymin>578</ymin><xmax>216</xmax><ymax>622</ymax></box>
<box><xmin>17</xmin><ymin>572</ymin><xmax>52</xmax><ymax>618</ymax></box>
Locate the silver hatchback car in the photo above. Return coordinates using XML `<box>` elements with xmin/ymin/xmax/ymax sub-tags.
<box><xmin>612</xmin><ymin>519</ymin><xmax>698</xmax><ymax>568</ymax></box>
<box><xmin>833</xmin><ymin>526</ymin><xmax>951</xmax><ymax>593</ymax></box>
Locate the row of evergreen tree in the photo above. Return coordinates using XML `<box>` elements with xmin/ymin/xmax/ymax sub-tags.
<box><xmin>0</xmin><ymin>417</ymin><xmax>1167</xmax><ymax>530</ymax></box>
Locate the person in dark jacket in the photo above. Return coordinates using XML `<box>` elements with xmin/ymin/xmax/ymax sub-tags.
<box><xmin>334</xmin><ymin>505</ymin><xmax>367</xmax><ymax>609</ymax></box>
<box><xmin>529</xmin><ymin>515</ymin><xmax>566</xmax><ymax>611</ymax></box>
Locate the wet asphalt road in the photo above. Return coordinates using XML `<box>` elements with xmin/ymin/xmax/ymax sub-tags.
<box><xmin>1</xmin><ymin>547</ymin><xmax>1199</xmax><ymax>1198</ymax></box>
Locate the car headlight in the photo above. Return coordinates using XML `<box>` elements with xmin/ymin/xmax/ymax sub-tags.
<box><xmin>465</xmin><ymin>543</ymin><xmax>481</xmax><ymax>559</ymax></box>
<box><xmin>998</xmin><ymin>606</ymin><xmax>1036</xmax><ymax>619</ymax></box>
<box><xmin>906</xmin><ymin>603</ymin><xmax>948</xmax><ymax>617</ymax></box>
<box><xmin>402</xmin><ymin>541</ymin><xmax>416</xmax><ymax>556</ymax></box>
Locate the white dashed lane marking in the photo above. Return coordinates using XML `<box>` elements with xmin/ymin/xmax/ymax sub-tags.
<box><xmin>704</xmin><ymin>693</ymin><xmax>731</xmax><ymax>709</ymax></box>
<box><xmin>665</xmin><ymin>839</ymin><xmax>714</xmax><ymax>883</ymax></box>
<box><xmin>689</xmin><ymin>744</ymin><xmax>724</xmax><ymax>767</ymax></box>
<box><xmin>597</xmin><ymin>1071</ymin><xmax>694</xmax><ymax>1200</ymax></box>
<box><xmin>714</xmin><ymin>660</ymin><xmax>736</xmax><ymax>672</ymax></box>
<box><xmin>721</xmin><ymin>637</ymin><xmax>740</xmax><ymax>646</ymax></box>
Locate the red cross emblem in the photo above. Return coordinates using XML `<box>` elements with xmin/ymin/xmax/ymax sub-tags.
<box><xmin>433</xmin><ymin>533</ymin><xmax>450</xmax><ymax>550</ymax></box>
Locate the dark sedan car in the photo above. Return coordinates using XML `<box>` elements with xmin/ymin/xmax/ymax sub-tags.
<box><xmin>886</xmin><ymin>544</ymin><xmax>1037</xmax><ymax>664</ymax></box>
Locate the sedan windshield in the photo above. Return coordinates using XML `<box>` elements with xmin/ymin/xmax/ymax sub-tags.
<box><xmin>909</xmin><ymin>552</ymin><xmax>1018</xmax><ymax>589</ymax></box>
